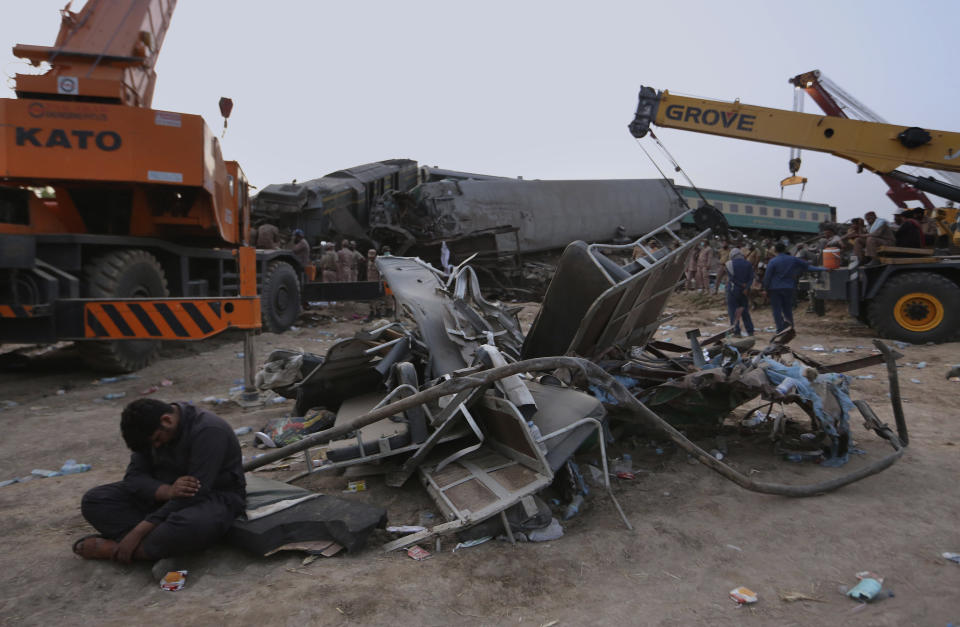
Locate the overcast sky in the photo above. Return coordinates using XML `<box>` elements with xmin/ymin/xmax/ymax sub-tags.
<box><xmin>2</xmin><ymin>0</ymin><xmax>957</xmax><ymax>221</ymax></box>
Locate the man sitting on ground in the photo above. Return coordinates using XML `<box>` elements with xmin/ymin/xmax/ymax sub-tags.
<box><xmin>73</xmin><ymin>399</ymin><xmax>245</xmax><ymax>564</ymax></box>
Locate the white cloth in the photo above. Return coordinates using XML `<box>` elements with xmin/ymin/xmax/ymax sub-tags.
<box><xmin>868</xmin><ymin>218</ymin><xmax>889</xmax><ymax>234</ymax></box>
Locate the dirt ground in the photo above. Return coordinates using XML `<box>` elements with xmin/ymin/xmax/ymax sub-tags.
<box><xmin>1</xmin><ymin>295</ymin><xmax>958</xmax><ymax>626</ymax></box>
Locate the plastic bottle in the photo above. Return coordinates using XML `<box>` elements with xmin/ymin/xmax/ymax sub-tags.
<box><xmin>60</xmin><ymin>459</ymin><xmax>91</xmax><ymax>474</ymax></box>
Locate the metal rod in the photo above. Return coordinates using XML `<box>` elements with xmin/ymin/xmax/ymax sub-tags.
<box><xmin>500</xmin><ymin>510</ymin><xmax>516</xmax><ymax>545</ymax></box>
<box><xmin>242</xmin><ymin>331</ymin><xmax>258</xmax><ymax>402</ymax></box>
<box><xmin>873</xmin><ymin>339</ymin><xmax>908</xmax><ymax>445</ymax></box>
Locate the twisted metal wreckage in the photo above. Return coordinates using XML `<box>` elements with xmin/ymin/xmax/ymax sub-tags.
<box><xmin>242</xmin><ymin>207</ymin><xmax>908</xmax><ymax>554</ymax></box>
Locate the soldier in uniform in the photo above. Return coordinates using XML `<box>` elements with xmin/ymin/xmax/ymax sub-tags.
<box><xmin>714</xmin><ymin>242</ymin><xmax>730</xmax><ymax>294</ymax></box>
<box><xmin>684</xmin><ymin>247</ymin><xmax>698</xmax><ymax>291</ymax></box>
<box><xmin>745</xmin><ymin>241</ymin><xmax>762</xmax><ymax>269</ymax></box>
<box><xmin>366</xmin><ymin>249</ymin><xmax>380</xmax><ymax>283</ymax></box>
<box><xmin>695</xmin><ymin>241</ymin><xmax>715</xmax><ymax>292</ymax></box>
<box><xmin>350</xmin><ymin>241</ymin><xmax>366</xmax><ymax>281</ymax></box>
<box><xmin>257</xmin><ymin>222</ymin><xmax>280</xmax><ymax>250</ymax></box>
<box><xmin>337</xmin><ymin>239</ymin><xmax>355</xmax><ymax>282</ymax></box>
<box><xmin>319</xmin><ymin>243</ymin><xmax>338</xmax><ymax>283</ymax></box>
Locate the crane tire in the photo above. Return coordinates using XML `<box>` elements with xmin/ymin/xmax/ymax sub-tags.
<box><xmin>79</xmin><ymin>249</ymin><xmax>168</xmax><ymax>373</ymax></box>
<box><xmin>261</xmin><ymin>261</ymin><xmax>300</xmax><ymax>333</ymax></box>
<box><xmin>867</xmin><ymin>271</ymin><xmax>960</xmax><ymax>344</ymax></box>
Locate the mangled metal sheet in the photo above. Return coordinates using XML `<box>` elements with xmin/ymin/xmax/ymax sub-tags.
<box><xmin>376</xmin><ymin>256</ymin><xmax>524</xmax><ymax>377</ymax></box>
<box><xmin>419</xmin><ymin>394</ymin><xmax>553</xmax><ymax>527</ymax></box>
<box><xmin>523</xmin><ymin>213</ymin><xmax>708</xmax><ymax>359</ymax></box>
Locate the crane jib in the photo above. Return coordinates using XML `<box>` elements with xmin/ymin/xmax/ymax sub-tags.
<box><xmin>663</xmin><ymin>104</ymin><xmax>756</xmax><ymax>132</ymax></box>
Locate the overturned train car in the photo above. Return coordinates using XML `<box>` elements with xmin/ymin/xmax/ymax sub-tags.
<box><xmin>252</xmin><ymin>159</ymin><xmax>419</xmax><ymax>246</ymax></box>
<box><xmin>370</xmin><ymin>178</ymin><xmax>686</xmax><ymax>263</ymax></box>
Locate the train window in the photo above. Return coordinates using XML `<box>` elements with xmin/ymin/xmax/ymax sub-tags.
<box><xmin>759</xmin><ymin>207</ymin><xmax>768</xmax><ymax>216</ymax></box>
<box><xmin>745</xmin><ymin>205</ymin><xmax>754</xmax><ymax>214</ymax></box>
<box><xmin>773</xmin><ymin>208</ymin><xmax>781</xmax><ymax>217</ymax></box>
<box><xmin>729</xmin><ymin>203</ymin><xmax>739</xmax><ymax>213</ymax></box>
<box><xmin>799</xmin><ymin>211</ymin><xmax>807</xmax><ymax>220</ymax></box>
<box><xmin>786</xmin><ymin>209</ymin><xmax>794</xmax><ymax>218</ymax></box>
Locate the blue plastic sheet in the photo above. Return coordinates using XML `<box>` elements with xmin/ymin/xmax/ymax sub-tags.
<box><xmin>761</xmin><ymin>358</ymin><xmax>855</xmax><ymax>466</ymax></box>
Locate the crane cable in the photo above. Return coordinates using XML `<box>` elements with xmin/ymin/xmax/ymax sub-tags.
<box><xmin>635</xmin><ymin>132</ymin><xmax>744</xmax><ymax>241</ymax></box>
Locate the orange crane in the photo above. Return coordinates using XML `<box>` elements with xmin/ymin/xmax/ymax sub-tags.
<box><xmin>0</xmin><ymin>1</ymin><xmax>302</xmax><ymax>372</ymax></box>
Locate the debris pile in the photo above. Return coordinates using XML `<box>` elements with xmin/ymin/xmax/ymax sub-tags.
<box><xmin>242</xmin><ymin>217</ymin><xmax>909</xmax><ymax>554</ymax></box>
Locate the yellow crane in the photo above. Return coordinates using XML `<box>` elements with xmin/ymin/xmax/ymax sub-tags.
<box><xmin>628</xmin><ymin>85</ymin><xmax>960</xmax><ymax>344</ymax></box>
<box><xmin>629</xmin><ymin>86</ymin><xmax>960</xmax><ymax>204</ymax></box>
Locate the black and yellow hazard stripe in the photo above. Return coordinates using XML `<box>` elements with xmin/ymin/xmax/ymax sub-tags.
<box><xmin>0</xmin><ymin>304</ymin><xmax>35</xmax><ymax>318</ymax></box>
<box><xmin>83</xmin><ymin>300</ymin><xmax>249</xmax><ymax>340</ymax></box>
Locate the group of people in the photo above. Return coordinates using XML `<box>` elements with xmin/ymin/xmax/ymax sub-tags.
<box><xmin>250</xmin><ymin>222</ymin><xmax>384</xmax><ymax>283</ymax></box>
<box><xmin>820</xmin><ymin>207</ymin><xmax>932</xmax><ymax>265</ymax></box>
<box><xmin>315</xmin><ymin>239</ymin><xmax>381</xmax><ymax>283</ymax></box>
<box><xmin>681</xmin><ymin>235</ymin><xmax>829</xmax><ymax>336</ymax></box>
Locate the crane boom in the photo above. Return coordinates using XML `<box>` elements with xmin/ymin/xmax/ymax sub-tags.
<box><xmin>790</xmin><ymin>70</ymin><xmax>937</xmax><ymax>209</ymax></box>
<box><xmin>629</xmin><ymin>86</ymin><xmax>960</xmax><ymax>203</ymax></box>
<box><xmin>12</xmin><ymin>0</ymin><xmax>176</xmax><ymax>108</ymax></box>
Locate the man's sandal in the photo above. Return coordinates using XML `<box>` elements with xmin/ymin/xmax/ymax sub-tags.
<box><xmin>72</xmin><ymin>534</ymin><xmax>105</xmax><ymax>558</ymax></box>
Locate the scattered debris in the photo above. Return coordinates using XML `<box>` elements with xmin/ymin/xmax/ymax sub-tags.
<box><xmin>847</xmin><ymin>571</ymin><xmax>883</xmax><ymax>602</ymax></box>
<box><xmin>407</xmin><ymin>545</ymin><xmax>431</xmax><ymax>561</ymax></box>
<box><xmin>453</xmin><ymin>536</ymin><xmax>493</xmax><ymax>552</ymax></box>
<box><xmin>60</xmin><ymin>459</ymin><xmax>91</xmax><ymax>474</ymax></box>
<box><xmin>160</xmin><ymin>570</ymin><xmax>188</xmax><ymax>592</ymax></box>
<box><xmin>387</xmin><ymin>526</ymin><xmax>427</xmax><ymax>535</ymax></box>
<box><xmin>730</xmin><ymin>586</ymin><xmax>758</xmax><ymax>605</ymax></box>
<box><xmin>343</xmin><ymin>480</ymin><xmax>366</xmax><ymax>493</ymax></box>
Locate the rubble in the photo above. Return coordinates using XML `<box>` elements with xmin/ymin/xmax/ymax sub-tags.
<box><xmin>241</xmin><ymin>207</ymin><xmax>909</xmax><ymax>554</ymax></box>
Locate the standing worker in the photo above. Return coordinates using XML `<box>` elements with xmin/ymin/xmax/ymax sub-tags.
<box><xmin>725</xmin><ymin>247</ymin><xmax>755</xmax><ymax>337</ymax></box>
<box><xmin>336</xmin><ymin>239</ymin><xmax>355</xmax><ymax>282</ymax></box>
<box><xmin>745</xmin><ymin>241</ymin><xmax>761</xmax><ymax>270</ymax></box>
<box><xmin>762</xmin><ymin>242</ymin><xmax>828</xmax><ymax>332</ymax></box>
<box><xmin>350</xmin><ymin>241</ymin><xmax>366</xmax><ymax>281</ymax></box>
<box><xmin>290</xmin><ymin>229</ymin><xmax>313</xmax><ymax>279</ymax></box>
<box><xmin>366</xmin><ymin>249</ymin><xmax>380</xmax><ymax>283</ymax></box>
<box><xmin>683</xmin><ymin>248</ymin><xmax>698</xmax><ymax>291</ymax></box>
<box><xmin>714</xmin><ymin>242</ymin><xmax>730</xmax><ymax>294</ymax></box>
<box><xmin>319</xmin><ymin>242</ymin><xmax>338</xmax><ymax>283</ymax></box>
<box><xmin>256</xmin><ymin>222</ymin><xmax>280</xmax><ymax>250</ymax></box>
<box><xmin>695</xmin><ymin>241</ymin><xmax>714</xmax><ymax>293</ymax></box>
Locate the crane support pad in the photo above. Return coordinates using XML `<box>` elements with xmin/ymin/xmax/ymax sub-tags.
<box><xmin>54</xmin><ymin>297</ymin><xmax>261</xmax><ymax>340</ymax></box>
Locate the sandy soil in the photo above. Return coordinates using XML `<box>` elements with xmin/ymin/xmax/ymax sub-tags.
<box><xmin>1</xmin><ymin>296</ymin><xmax>958</xmax><ymax>626</ymax></box>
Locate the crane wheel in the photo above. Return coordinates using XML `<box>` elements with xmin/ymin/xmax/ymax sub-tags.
<box><xmin>79</xmin><ymin>249</ymin><xmax>169</xmax><ymax>373</ymax></box>
<box><xmin>867</xmin><ymin>271</ymin><xmax>960</xmax><ymax>344</ymax></box>
<box><xmin>261</xmin><ymin>261</ymin><xmax>300</xmax><ymax>333</ymax></box>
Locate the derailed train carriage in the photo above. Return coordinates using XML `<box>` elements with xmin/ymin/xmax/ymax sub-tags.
<box><xmin>252</xmin><ymin>159</ymin><xmax>419</xmax><ymax>246</ymax></box>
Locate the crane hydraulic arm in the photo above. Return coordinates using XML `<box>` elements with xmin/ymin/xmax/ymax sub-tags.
<box><xmin>629</xmin><ymin>86</ymin><xmax>960</xmax><ymax>204</ymax></box>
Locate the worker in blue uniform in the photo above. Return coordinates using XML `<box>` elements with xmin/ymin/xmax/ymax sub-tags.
<box><xmin>762</xmin><ymin>242</ymin><xmax>828</xmax><ymax>332</ymax></box>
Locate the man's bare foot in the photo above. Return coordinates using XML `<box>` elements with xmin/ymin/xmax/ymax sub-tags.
<box><xmin>72</xmin><ymin>535</ymin><xmax>116</xmax><ymax>560</ymax></box>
